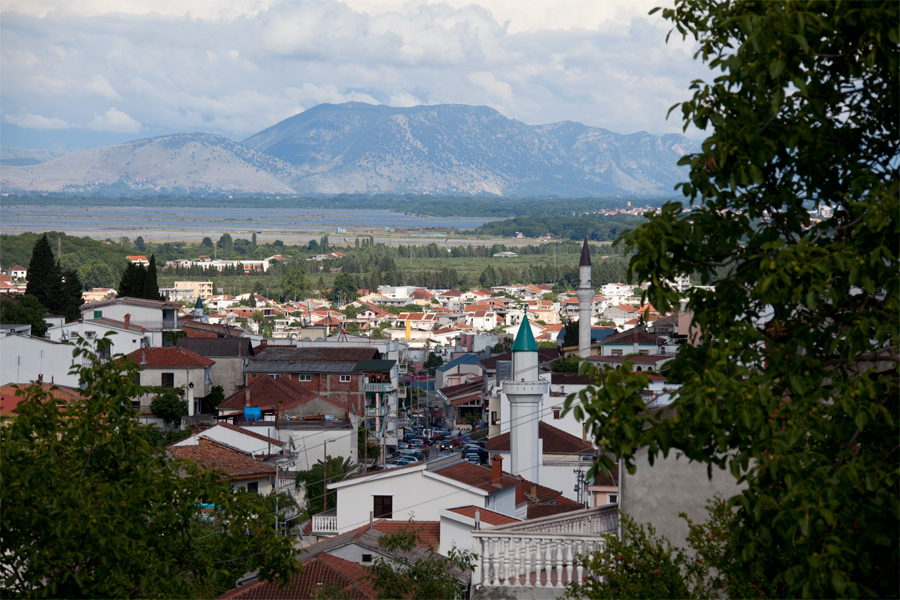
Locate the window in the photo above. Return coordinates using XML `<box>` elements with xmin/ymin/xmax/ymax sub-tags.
<box><xmin>491</xmin><ymin>411</ymin><xmax>499</xmax><ymax>425</ymax></box>
<box><xmin>361</xmin><ymin>554</ymin><xmax>373</xmax><ymax>563</ymax></box>
<box><xmin>552</xmin><ymin>407</ymin><xmax>562</xmax><ymax>419</ymax></box>
<box><xmin>269</xmin><ymin>374</ymin><xmax>281</xmax><ymax>379</ymax></box>
<box><xmin>298</xmin><ymin>374</ymin><xmax>311</xmax><ymax>382</ymax></box>
<box><xmin>373</xmin><ymin>495</ymin><xmax>393</xmax><ymax>519</ymax></box>
<box><xmin>93</xmin><ymin>310</ymin><xmax>102</xmax><ymax>319</ymax></box>
<box><xmin>608</xmin><ymin>493</ymin><xmax>618</xmax><ymax>504</ymax></box>
<box><xmin>638</xmin><ymin>350</ymin><xmax>650</xmax><ymax>356</ymax></box>
<box><xmin>340</xmin><ymin>375</ymin><xmax>351</xmax><ymax>383</ymax></box>
<box><xmin>161</xmin><ymin>373</ymin><xmax>175</xmax><ymax>387</ymax></box>
<box><xmin>610</xmin><ymin>349</ymin><xmax>623</xmax><ymax>357</ymax></box>
<box><xmin>247</xmin><ymin>481</ymin><xmax>259</xmax><ymax>494</ymax></box>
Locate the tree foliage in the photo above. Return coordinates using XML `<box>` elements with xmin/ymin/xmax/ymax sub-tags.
<box><xmin>149</xmin><ymin>386</ymin><xmax>188</xmax><ymax>427</ymax></box>
<box><xmin>365</xmin><ymin>522</ymin><xmax>475</xmax><ymax>600</ymax></box>
<box><xmin>0</xmin><ymin>339</ymin><xmax>300</xmax><ymax>598</ymax></box>
<box><xmin>0</xmin><ymin>294</ymin><xmax>49</xmax><ymax>337</ymax></box>
<box><xmin>567</xmin><ymin>498</ymin><xmax>773</xmax><ymax>600</ymax></box>
<box><xmin>281</xmin><ymin>264</ymin><xmax>310</xmax><ymax>302</ymax></box>
<box><xmin>295</xmin><ymin>455</ymin><xmax>356</xmax><ymax>518</ymax></box>
<box><xmin>569</xmin><ymin>2</ymin><xmax>898</xmax><ymax>597</ymax></box>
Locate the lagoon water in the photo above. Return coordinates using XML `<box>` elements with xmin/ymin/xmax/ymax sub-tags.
<box><xmin>0</xmin><ymin>205</ymin><xmax>498</xmax><ymax>241</ymax></box>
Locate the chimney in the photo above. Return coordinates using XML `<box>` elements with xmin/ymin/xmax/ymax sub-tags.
<box><xmin>491</xmin><ymin>454</ymin><xmax>503</xmax><ymax>486</ymax></box>
<box><xmin>515</xmin><ymin>479</ymin><xmax>525</xmax><ymax>505</ymax></box>
<box><xmin>245</xmin><ymin>388</ymin><xmax>251</xmax><ymax>408</ymax></box>
<box><xmin>124</xmin><ymin>313</ymin><xmax>131</xmax><ymax>328</ymax></box>
<box><xmin>37</xmin><ymin>374</ymin><xmax>43</xmax><ymax>383</ymax></box>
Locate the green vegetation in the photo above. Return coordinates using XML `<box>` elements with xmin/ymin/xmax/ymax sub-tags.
<box><xmin>570</xmin><ymin>1</ymin><xmax>898</xmax><ymax>597</ymax></box>
<box><xmin>0</xmin><ymin>340</ymin><xmax>300</xmax><ymax>598</ymax></box>
<box><xmin>365</xmin><ymin>521</ymin><xmax>476</xmax><ymax>600</ymax></box>
<box><xmin>0</xmin><ymin>294</ymin><xmax>50</xmax><ymax>336</ymax></box>
<box><xmin>567</xmin><ymin>498</ymin><xmax>769</xmax><ymax>600</ymax></box>
<box><xmin>295</xmin><ymin>455</ymin><xmax>356</xmax><ymax>518</ymax></box>
<box><xmin>474</xmin><ymin>213</ymin><xmax>646</xmax><ymax>241</ymax></box>
<box><xmin>149</xmin><ymin>386</ymin><xmax>187</xmax><ymax>427</ymax></box>
<box><xmin>21</xmin><ymin>233</ymin><xmax>84</xmax><ymax>321</ymax></box>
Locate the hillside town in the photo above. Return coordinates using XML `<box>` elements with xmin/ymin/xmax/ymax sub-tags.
<box><xmin>0</xmin><ymin>238</ymin><xmax>724</xmax><ymax>598</ymax></box>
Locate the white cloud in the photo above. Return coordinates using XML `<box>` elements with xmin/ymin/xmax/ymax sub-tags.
<box><xmin>87</xmin><ymin>108</ymin><xmax>142</xmax><ymax>132</ymax></box>
<box><xmin>3</xmin><ymin>113</ymin><xmax>70</xmax><ymax>129</ymax></box>
<box><xmin>84</xmin><ymin>75</ymin><xmax>121</xmax><ymax>100</ymax></box>
<box><xmin>0</xmin><ymin>0</ymin><xmax>709</xmax><ymax>148</ymax></box>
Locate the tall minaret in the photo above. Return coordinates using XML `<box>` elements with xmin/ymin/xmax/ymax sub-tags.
<box><xmin>504</xmin><ymin>316</ymin><xmax>548</xmax><ymax>482</ymax></box>
<box><xmin>575</xmin><ymin>238</ymin><xmax>593</xmax><ymax>359</ymax></box>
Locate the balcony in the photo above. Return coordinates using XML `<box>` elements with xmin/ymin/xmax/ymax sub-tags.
<box><xmin>364</xmin><ymin>382</ymin><xmax>394</xmax><ymax>393</ymax></box>
<box><xmin>472</xmin><ymin>505</ymin><xmax>617</xmax><ymax>593</ymax></box>
<box><xmin>365</xmin><ymin>406</ymin><xmax>387</xmax><ymax>418</ymax></box>
<box><xmin>310</xmin><ymin>509</ymin><xmax>338</xmax><ymax>536</ymax></box>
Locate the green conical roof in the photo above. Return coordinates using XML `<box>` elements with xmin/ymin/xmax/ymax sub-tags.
<box><xmin>512</xmin><ymin>316</ymin><xmax>538</xmax><ymax>352</ymax></box>
<box><xmin>194</xmin><ymin>297</ymin><xmax>204</xmax><ymax>309</ymax></box>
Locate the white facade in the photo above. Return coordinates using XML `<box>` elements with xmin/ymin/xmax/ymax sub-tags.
<box><xmin>81</xmin><ymin>300</ymin><xmax>179</xmax><ymax>347</ymax></box>
<box><xmin>0</xmin><ymin>335</ymin><xmax>81</xmax><ymax>387</ymax></box>
<box><xmin>171</xmin><ymin>423</ymin><xmax>283</xmax><ymax>457</ymax></box>
<box><xmin>329</xmin><ymin>463</ymin><xmax>517</xmax><ymax>534</ymax></box>
<box><xmin>133</xmin><ymin>364</ymin><xmax>211</xmax><ymax>413</ymax></box>
<box><xmin>238</xmin><ymin>423</ymin><xmax>358</xmax><ymax>472</ymax></box>
<box><xmin>46</xmin><ymin>320</ymin><xmax>149</xmax><ymax>357</ymax></box>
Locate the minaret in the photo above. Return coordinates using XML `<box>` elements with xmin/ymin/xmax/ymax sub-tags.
<box><xmin>193</xmin><ymin>297</ymin><xmax>209</xmax><ymax>324</ymax></box>
<box><xmin>575</xmin><ymin>238</ymin><xmax>593</xmax><ymax>359</ymax></box>
<box><xmin>503</xmin><ymin>316</ymin><xmax>548</xmax><ymax>481</ymax></box>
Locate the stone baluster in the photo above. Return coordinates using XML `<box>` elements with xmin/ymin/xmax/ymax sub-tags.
<box><xmin>512</xmin><ymin>537</ymin><xmax>522</xmax><ymax>587</ymax></box>
<box><xmin>575</xmin><ymin>540</ymin><xmax>585</xmax><ymax>586</ymax></box>
<box><xmin>500</xmin><ymin>537</ymin><xmax>508</xmax><ymax>586</ymax></box>
<box><xmin>534</xmin><ymin>539</ymin><xmax>544</xmax><ymax>588</ymax></box>
<box><xmin>555</xmin><ymin>540</ymin><xmax>564</xmax><ymax>588</ymax></box>
<box><xmin>544</xmin><ymin>540</ymin><xmax>553</xmax><ymax>588</ymax></box>
<box><xmin>565</xmin><ymin>540</ymin><xmax>574</xmax><ymax>587</ymax></box>
<box><xmin>491</xmin><ymin>538</ymin><xmax>500</xmax><ymax>587</ymax></box>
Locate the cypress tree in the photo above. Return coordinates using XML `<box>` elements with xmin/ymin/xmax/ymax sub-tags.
<box><xmin>132</xmin><ymin>265</ymin><xmax>146</xmax><ymax>300</ymax></box>
<box><xmin>25</xmin><ymin>234</ymin><xmax>61</xmax><ymax>311</ymax></box>
<box><xmin>142</xmin><ymin>255</ymin><xmax>159</xmax><ymax>300</ymax></box>
<box><xmin>59</xmin><ymin>267</ymin><xmax>84</xmax><ymax>321</ymax></box>
<box><xmin>119</xmin><ymin>263</ymin><xmax>136</xmax><ymax>297</ymax></box>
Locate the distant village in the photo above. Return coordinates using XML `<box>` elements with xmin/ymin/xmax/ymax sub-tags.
<box><xmin>0</xmin><ymin>241</ymin><xmax>724</xmax><ymax>599</ymax></box>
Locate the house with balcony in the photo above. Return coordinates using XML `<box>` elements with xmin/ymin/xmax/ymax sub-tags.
<box><xmin>80</xmin><ymin>297</ymin><xmax>180</xmax><ymax>347</ymax></box>
<box><xmin>312</xmin><ymin>454</ymin><xmax>521</xmax><ymax>538</ymax></box>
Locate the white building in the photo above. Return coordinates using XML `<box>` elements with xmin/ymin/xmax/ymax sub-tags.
<box><xmin>80</xmin><ymin>297</ymin><xmax>180</xmax><ymax>347</ymax></box>
<box><xmin>0</xmin><ymin>335</ymin><xmax>81</xmax><ymax>387</ymax></box>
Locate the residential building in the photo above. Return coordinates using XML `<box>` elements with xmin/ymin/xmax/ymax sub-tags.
<box><xmin>125</xmin><ymin>347</ymin><xmax>213</xmax><ymax>417</ymax></box>
<box><xmin>177</xmin><ymin>337</ymin><xmax>254</xmax><ymax>397</ymax></box>
<box><xmin>0</xmin><ymin>335</ymin><xmax>80</xmax><ymax>387</ymax></box>
<box><xmin>46</xmin><ymin>316</ymin><xmax>151</xmax><ymax>358</ymax></box>
<box><xmin>80</xmin><ymin>297</ymin><xmax>180</xmax><ymax>347</ymax></box>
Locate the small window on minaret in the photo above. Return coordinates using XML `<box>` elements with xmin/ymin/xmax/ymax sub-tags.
<box><xmin>552</xmin><ymin>407</ymin><xmax>561</xmax><ymax>419</ymax></box>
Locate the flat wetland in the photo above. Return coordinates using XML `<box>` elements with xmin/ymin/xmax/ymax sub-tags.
<box><xmin>0</xmin><ymin>204</ymin><xmax>512</xmax><ymax>246</ymax></box>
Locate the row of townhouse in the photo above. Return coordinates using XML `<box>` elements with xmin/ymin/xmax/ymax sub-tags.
<box><xmin>165</xmin><ymin>254</ymin><xmax>289</xmax><ymax>273</ymax></box>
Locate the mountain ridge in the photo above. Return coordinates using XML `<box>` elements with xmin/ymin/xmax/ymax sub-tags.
<box><xmin>1</xmin><ymin>103</ymin><xmax>696</xmax><ymax>197</ymax></box>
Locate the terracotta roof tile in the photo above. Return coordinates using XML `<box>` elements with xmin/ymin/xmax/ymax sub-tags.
<box><xmin>219</xmin><ymin>554</ymin><xmax>374</xmax><ymax>600</ymax></box>
<box><xmin>0</xmin><ymin>382</ymin><xmax>83</xmax><ymax>415</ymax></box>
<box><xmin>217</xmin><ymin>376</ymin><xmax>318</xmax><ymax>412</ymax></box>
<box><xmin>486</xmin><ymin>421</ymin><xmax>595</xmax><ymax>455</ymax></box>
<box><xmin>448</xmin><ymin>506</ymin><xmax>520</xmax><ymax>526</ymax></box>
<box><xmin>125</xmin><ymin>347</ymin><xmax>215</xmax><ymax>368</ymax></box>
<box><xmin>431</xmin><ymin>461</ymin><xmax>519</xmax><ymax>493</ymax></box>
<box><xmin>169</xmin><ymin>439</ymin><xmax>275</xmax><ymax>480</ymax></box>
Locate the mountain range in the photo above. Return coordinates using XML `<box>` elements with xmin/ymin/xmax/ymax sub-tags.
<box><xmin>1</xmin><ymin>103</ymin><xmax>696</xmax><ymax>197</ymax></box>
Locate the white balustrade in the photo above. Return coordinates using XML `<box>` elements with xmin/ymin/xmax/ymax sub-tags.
<box><xmin>472</xmin><ymin>506</ymin><xmax>617</xmax><ymax>591</ymax></box>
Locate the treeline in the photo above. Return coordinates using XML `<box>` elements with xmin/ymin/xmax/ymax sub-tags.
<box><xmin>3</xmin><ymin>193</ymin><xmax>674</xmax><ymax>219</ymax></box>
<box><xmin>473</xmin><ymin>213</ymin><xmax>648</xmax><ymax>241</ymax></box>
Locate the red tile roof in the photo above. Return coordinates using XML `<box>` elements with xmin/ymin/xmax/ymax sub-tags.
<box><xmin>125</xmin><ymin>347</ymin><xmax>214</xmax><ymax>368</ymax></box>
<box><xmin>448</xmin><ymin>505</ymin><xmax>519</xmax><ymax>526</ymax></box>
<box><xmin>527</xmin><ymin>504</ymin><xmax>584</xmax><ymax>519</ymax></box>
<box><xmin>217</xmin><ymin>376</ymin><xmax>318</xmax><ymax>412</ymax></box>
<box><xmin>0</xmin><ymin>382</ymin><xmax>83</xmax><ymax>415</ymax></box>
<box><xmin>219</xmin><ymin>554</ymin><xmax>375</xmax><ymax>600</ymax></box>
<box><xmin>168</xmin><ymin>439</ymin><xmax>275</xmax><ymax>480</ymax></box>
<box><xmin>432</xmin><ymin>461</ymin><xmax>520</xmax><ymax>493</ymax></box>
<box><xmin>486</xmin><ymin>421</ymin><xmax>595</xmax><ymax>455</ymax></box>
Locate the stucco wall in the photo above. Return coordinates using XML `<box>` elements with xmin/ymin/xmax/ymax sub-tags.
<box><xmin>622</xmin><ymin>447</ymin><xmax>744</xmax><ymax>549</ymax></box>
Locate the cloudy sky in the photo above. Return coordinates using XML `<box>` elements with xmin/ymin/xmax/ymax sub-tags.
<box><xmin>1</xmin><ymin>0</ymin><xmax>711</xmax><ymax>151</ymax></box>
